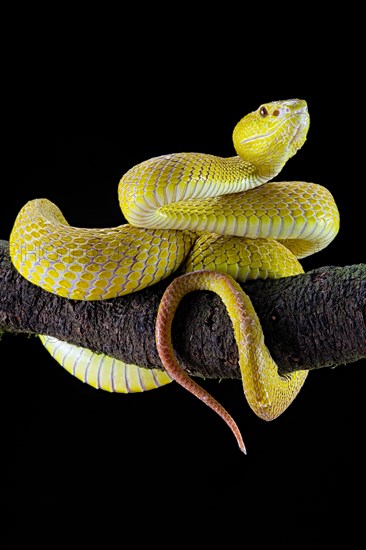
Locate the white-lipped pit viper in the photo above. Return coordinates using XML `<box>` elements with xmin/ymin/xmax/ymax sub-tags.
<box><xmin>10</xmin><ymin>99</ymin><xmax>339</xmax><ymax>453</ymax></box>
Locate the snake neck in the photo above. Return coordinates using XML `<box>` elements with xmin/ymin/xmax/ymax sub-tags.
<box><xmin>118</xmin><ymin>152</ymin><xmax>274</xmax><ymax>230</ymax></box>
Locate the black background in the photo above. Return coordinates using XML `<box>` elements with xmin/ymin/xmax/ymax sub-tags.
<box><xmin>3</xmin><ymin>26</ymin><xmax>364</xmax><ymax>543</ymax></box>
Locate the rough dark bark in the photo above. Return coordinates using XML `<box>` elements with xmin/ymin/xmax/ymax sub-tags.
<box><xmin>1</xmin><ymin>239</ymin><xmax>365</xmax><ymax>378</ymax></box>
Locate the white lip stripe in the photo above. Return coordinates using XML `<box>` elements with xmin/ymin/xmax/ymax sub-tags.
<box><xmin>240</xmin><ymin>117</ymin><xmax>289</xmax><ymax>145</ymax></box>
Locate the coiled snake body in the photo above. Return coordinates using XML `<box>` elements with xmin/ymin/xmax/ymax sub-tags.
<box><xmin>10</xmin><ymin>99</ymin><xmax>339</xmax><ymax>453</ymax></box>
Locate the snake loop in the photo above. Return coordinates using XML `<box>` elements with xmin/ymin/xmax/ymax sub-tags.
<box><xmin>9</xmin><ymin>99</ymin><xmax>340</xmax><ymax>452</ymax></box>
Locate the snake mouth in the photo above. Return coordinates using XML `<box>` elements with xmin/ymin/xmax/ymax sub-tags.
<box><xmin>240</xmin><ymin>107</ymin><xmax>308</xmax><ymax>147</ymax></box>
<box><xmin>240</xmin><ymin>123</ymin><xmax>283</xmax><ymax>145</ymax></box>
<box><xmin>288</xmin><ymin>109</ymin><xmax>310</xmax><ymax>149</ymax></box>
<box><xmin>290</xmin><ymin>120</ymin><xmax>304</xmax><ymax>145</ymax></box>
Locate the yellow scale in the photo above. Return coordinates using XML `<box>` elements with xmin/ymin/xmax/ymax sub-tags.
<box><xmin>10</xmin><ymin>99</ymin><xmax>339</xmax><ymax>450</ymax></box>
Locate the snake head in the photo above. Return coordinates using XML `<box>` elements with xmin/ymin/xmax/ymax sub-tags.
<box><xmin>232</xmin><ymin>99</ymin><xmax>310</xmax><ymax>181</ymax></box>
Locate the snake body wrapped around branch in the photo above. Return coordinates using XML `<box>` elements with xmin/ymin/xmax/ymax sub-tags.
<box><xmin>9</xmin><ymin>99</ymin><xmax>339</xmax><ymax>453</ymax></box>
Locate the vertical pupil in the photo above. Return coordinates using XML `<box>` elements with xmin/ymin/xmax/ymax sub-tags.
<box><xmin>260</xmin><ymin>107</ymin><xmax>267</xmax><ymax>117</ymax></box>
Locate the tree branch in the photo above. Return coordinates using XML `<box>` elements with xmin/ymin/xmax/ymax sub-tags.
<box><xmin>1</xmin><ymin>239</ymin><xmax>365</xmax><ymax>379</ymax></box>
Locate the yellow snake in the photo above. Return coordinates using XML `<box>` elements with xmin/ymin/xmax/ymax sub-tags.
<box><xmin>9</xmin><ymin>99</ymin><xmax>340</xmax><ymax>453</ymax></box>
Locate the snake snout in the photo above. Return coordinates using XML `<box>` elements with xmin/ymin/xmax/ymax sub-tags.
<box><xmin>281</xmin><ymin>98</ymin><xmax>308</xmax><ymax>113</ymax></box>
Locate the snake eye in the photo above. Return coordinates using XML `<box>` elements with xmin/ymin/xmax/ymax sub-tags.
<box><xmin>259</xmin><ymin>106</ymin><xmax>268</xmax><ymax>117</ymax></box>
